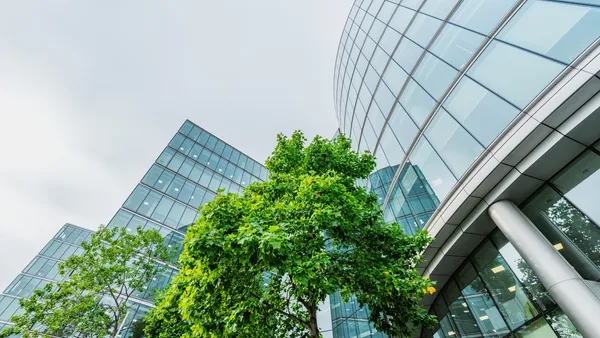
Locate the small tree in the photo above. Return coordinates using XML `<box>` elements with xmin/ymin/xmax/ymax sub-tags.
<box><xmin>145</xmin><ymin>131</ymin><xmax>436</xmax><ymax>338</ymax></box>
<box><xmin>0</xmin><ymin>225</ymin><xmax>173</xmax><ymax>338</ymax></box>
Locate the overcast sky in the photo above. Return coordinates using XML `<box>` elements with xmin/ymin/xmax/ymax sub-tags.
<box><xmin>0</xmin><ymin>1</ymin><xmax>351</xmax><ymax>289</ymax></box>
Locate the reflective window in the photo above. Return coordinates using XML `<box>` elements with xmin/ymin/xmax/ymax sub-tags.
<box><xmin>421</xmin><ymin>0</ymin><xmax>459</xmax><ymax>19</ymax></box>
<box><xmin>405</xmin><ymin>13</ymin><xmax>443</xmax><ymax>48</ymax></box>
<box><xmin>498</xmin><ymin>1</ymin><xmax>600</xmax><ymax>64</ymax></box>
<box><xmin>430</xmin><ymin>23</ymin><xmax>486</xmax><ymax>70</ymax></box>
<box><xmin>399</xmin><ymin>79</ymin><xmax>435</xmax><ymax>126</ymax></box>
<box><xmin>514</xmin><ymin>317</ymin><xmax>557</xmax><ymax>337</ymax></box>
<box><xmin>444</xmin><ymin>76</ymin><xmax>519</xmax><ymax>146</ymax></box>
<box><xmin>379</xmin><ymin>125</ymin><xmax>405</xmax><ymax>165</ymax></box>
<box><xmin>424</xmin><ymin>108</ymin><xmax>484</xmax><ymax>177</ymax></box>
<box><xmin>550</xmin><ymin>149</ymin><xmax>600</xmax><ymax>227</ymax></box>
<box><xmin>450</xmin><ymin>0</ymin><xmax>518</xmax><ymax>35</ymax></box>
<box><xmin>412</xmin><ymin>53</ymin><xmax>458</xmax><ymax>100</ymax></box>
<box><xmin>402</xmin><ymin>0</ymin><xmax>424</xmax><ymax>10</ymax></box>
<box><xmin>378</xmin><ymin>1</ymin><xmax>397</xmax><ymax>23</ymax></box>
<box><xmin>379</xmin><ymin>27</ymin><xmax>401</xmax><ymax>55</ymax></box>
<box><xmin>471</xmin><ymin>240</ymin><xmax>538</xmax><ymax>329</ymax></box>
<box><xmin>409</xmin><ymin>138</ymin><xmax>457</xmax><ymax>201</ymax></box>
<box><xmin>523</xmin><ymin>186</ymin><xmax>600</xmax><ymax>281</ymax></box>
<box><xmin>387</xmin><ymin>103</ymin><xmax>419</xmax><ymax>151</ymax></box>
<box><xmin>382</xmin><ymin>60</ymin><xmax>408</xmax><ymax>94</ymax></box>
<box><xmin>392</xmin><ymin>37</ymin><xmax>423</xmax><ymax>72</ymax></box>
<box><xmin>468</xmin><ymin>41</ymin><xmax>565</xmax><ymax>109</ymax></box>
<box><xmin>388</xmin><ymin>6</ymin><xmax>416</xmax><ymax>33</ymax></box>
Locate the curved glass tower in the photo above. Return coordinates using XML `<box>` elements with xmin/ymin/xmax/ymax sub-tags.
<box><xmin>334</xmin><ymin>0</ymin><xmax>600</xmax><ymax>337</ymax></box>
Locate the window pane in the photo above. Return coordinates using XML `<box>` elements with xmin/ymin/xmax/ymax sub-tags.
<box><xmin>467</xmin><ymin>41</ymin><xmax>565</xmax><ymax>109</ymax></box>
<box><xmin>156</xmin><ymin>148</ymin><xmax>175</xmax><ymax>166</ymax></box>
<box><xmin>450</xmin><ymin>0</ymin><xmax>518</xmax><ymax>35</ymax></box>
<box><xmin>155</xmin><ymin>170</ymin><xmax>175</xmax><ymax>192</ymax></box>
<box><xmin>399</xmin><ymin>79</ymin><xmax>435</xmax><ymax>126</ymax></box>
<box><xmin>551</xmin><ymin>150</ymin><xmax>600</xmax><ymax>226</ymax></box>
<box><xmin>456</xmin><ymin>262</ymin><xmax>510</xmax><ymax>336</ymax></box>
<box><xmin>413</xmin><ymin>53</ymin><xmax>458</xmax><ymax>100</ymax></box>
<box><xmin>425</xmin><ymin>109</ymin><xmax>484</xmax><ymax>177</ymax></box>
<box><xmin>409</xmin><ymin>138</ymin><xmax>457</xmax><ymax>201</ymax></box>
<box><xmin>137</xmin><ymin>191</ymin><xmax>162</xmax><ymax>217</ymax></box>
<box><xmin>498</xmin><ymin>1</ymin><xmax>600</xmax><ymax>64</ymax></box>
<box><xmin>430</xmin><ymin>24</ymin><xmax>486</xmax><ymax>70</ymax></box>
<box><xmin>405</xmin><ymin>13</ymin><xmax>443</xmax><ymax>48</ymax></box>
<box><xmin>389</xmin><ymin>6</ymin><xmax>416</xmax><ymax>33</ymax></box>
<box><xmin>514</xmin><ymin>317</ymin><xmax>557</xmax><ymax>338</ymax></box>
<box><xmin>421</xmin><ymin>0</ymin><xmax>459</xmax><ymax>19</ymax></box>
<box><xmin>142</xmin><ymin>165</ymin><xmax>163</xmax><ymax>186</ymax></box>
<box><xmin>491</xmin><ymin>231</ymin><xmax>556</xmax><ymax>312</ymax></box>
<box><xmin>124</xmin><ymin>185</ymin><xmax>149</xmax><ymax>211</ymax></box>
<box><xmin>444</xmin><ymin>76</ymin><xmax>520</xmax><ymax>146</ymax></box>
<box><xmin>392</xmin><ymin>38</ymin><xmax>423</xmax><ymax>72</ymax></box>
<box><xmin>382</xmin><ymin>60</ymin><xmax>408</xmax><ymax>95</ymax></box>
<box><xmin>471</xmin><ymin>240</ymin><xmax>538</xmax><ymax>329</ymax></box>
<box><xmin>151</xmin><ymin>197</ymin><xmax>174</xmax><ymax>223</ymax></box>
<box><xmin>387</xmin><ymin>104</ymin><xmax>419</xmax><ymax>150</ymax></box>
<box><xmin>523</xmin><ymin>185</ymin><xmax>600</xmax><ymax>281</ymax></box>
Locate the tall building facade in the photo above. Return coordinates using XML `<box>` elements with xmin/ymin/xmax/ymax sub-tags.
<box><xmin>334</xmin><ymin>0</ymin><xmax>600</xmax><ymax>337</ymax></box>
<box><xmin>0</xmin><ymin>224</ymin><xmax>94</xmax><ymax>334</ymax></box>
<box><xmin>0</xmin><ymin>120</ymin><xmax>267</xmax><ymax>337</ymax></box>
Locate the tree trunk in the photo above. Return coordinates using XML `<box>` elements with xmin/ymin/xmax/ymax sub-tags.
<box><xmin>308</xmin><ymin>307</ymin><xmax>319</xmax><ymax>338</ymax></box>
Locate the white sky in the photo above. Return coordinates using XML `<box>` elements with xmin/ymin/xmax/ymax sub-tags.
<box><xmin>0</xmin><ymin>1</ymin><xmax>352</xmax><ymax>290</ymax></box>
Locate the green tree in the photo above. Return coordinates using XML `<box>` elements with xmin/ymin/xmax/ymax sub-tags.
<box><xmin>0</xmin><ymin>225</ymin><xmax>173</xmax><ymax>338</ymax></box>
<box><xmin>145</xmin><ymin>131</ymin><xmax>436</xmax><ymax>338</ymax></box>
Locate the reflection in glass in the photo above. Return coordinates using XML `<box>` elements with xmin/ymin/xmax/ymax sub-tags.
<box><xmin>523</xmin><ymin>185</ymin><xmax>600</xmax><ymax>281</ymax></box>
<box><xmin>471</xmin><ymin>241</ymin><xmax>538</xmax><ymax>329</ymax></box>
<box><xmin>413</xmin><ymin>53</ymin><xmax>458</xmax><ymax>100</ymax></box>
<box><xmin>409</xmin><ymin>138</ymin><xmax>457</xmax><ymax>202</ymax></box>
<box><xmin>450</xmin><ymin>0</ymin><xmax>518</xmax><ymax>35</ymax></box>
<box><xmin>546</xmin><ymin>309</ymin><xmax>583</xmax><ymax>338</ymax></box>
<box><xmin>467</xmin><ymin>41</ymin><xmax>565</xmax><ymax>109</ymax></box>
<box><xmin>424</xmin><ymin>108</ymin><xmax>484</xmax><ymax>177</ymax></box>
<box><xmin>498</xmin><ymin>0</ymin><xmax>600</xmax><ymax>64</ymax></box>
<box><xmin>399</xmin><ymin>80</ymin><xmax>435</xmax><ymax>126</ymax></box>
<box><xmin>551</xmin><ymin>150</ymin><xmax>600</xmax><ymax>226</ymax></box>
<box><xmin>443</xmin><ymin>76</ymin><xmax>519</xmax><ymax>146</ymax></box>
<box><xmin>456</xmin><ymin>262</ymin><xmax>509</xmax><ymax>337</ymax></box>
<box><xmin>430</xmin><ymin>24</ymin><xmax>486</xmax><ymax>70</ymax></box>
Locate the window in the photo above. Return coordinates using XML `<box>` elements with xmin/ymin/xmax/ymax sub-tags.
<box><xmin>405</xmin><ymin>13</ymin><xmax>443</xmax><ymax>48</ymax></box>
<box><xmin>443</xmin><ymin>76</ymin><xmax>520</xmax><ymax>146</ymax></box>
<box><xmin>413</xmin><ymin>53</ymin><xmax>458</xmax><ymax>100</ymax></box>
<box><xmin>430</xmin><ymin>24</ymin><xmax>486</xmax><ymax>71</ymax></box>
<box><xmin>450</xmin><ymin>0</ymin><xmax>518</xmax><ymax>35</ymax></box>
<box><xmin>425</xmin><ymin>109</ymin><xmax>484</xmax><ymax>177</ymax></box>
<box><xmin>409</xmin><ymin>138</ymin><xmax>457</xmax><ymax>202</ymax></box>
<box><xmin>498</xmin><ymin>1</ymin><xmax>600</xmax><ymax>64</ymax></box>
<box><xmin>399</xmin><ymin>79</ymin><xmax>435</xmax><ymax>126</ymax></box>
<box><xmin>467</xmin><ymin>40</ymin><xmax>565</xmax><ymax>109</ymax></box>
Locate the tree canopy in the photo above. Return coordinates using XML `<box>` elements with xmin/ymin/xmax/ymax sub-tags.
<box><xmin>145</xmin><ymin>131</ymin><xmax>436</xmax><ymax>338</ymax></box>
<box><xmin>0</xmin><ymin>225</ymin><xmax>173</xmax><ymax>338</ymax></box>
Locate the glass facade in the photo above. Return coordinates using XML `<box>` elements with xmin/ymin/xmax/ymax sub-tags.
<box><xmin>0</xmin><ymin>120</ymin><xmax>266</xmax><ymax>337</ymax></box>
<box><xmin>0</xmin><ymin>224</ymin><xmax>93</xmax><ymax>335</ymax></box>
<box><xmin>334</xmin><ymin>0</ymin><xmax>600</xmax><ymax>218</ymax></box>
<box><xmin>334</xmin><ymin>0</ymin><xmax>600</xmax><ymax>337</ymax></box>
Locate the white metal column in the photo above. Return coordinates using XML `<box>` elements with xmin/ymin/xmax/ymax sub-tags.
<box><xmin>488</xmin><ymin>200</ymin><xmax>600</xmax><ymax>338</ymax></box>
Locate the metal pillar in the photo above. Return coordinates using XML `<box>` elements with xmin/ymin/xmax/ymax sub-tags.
<box><xmin>488</xmin><ymin>200</ymin><xmax>600</xmax><ymax>338</ymax></box>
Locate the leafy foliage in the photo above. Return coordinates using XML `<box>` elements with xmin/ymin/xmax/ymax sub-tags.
<box><xmin>0</xmin><ymin>225</ymin><xmax>173</xmax><ymax>338</ymax></box>
<box><xmin>145</xmin><ymin>131</ymin><xmax>436</xmax><ymax>338</ymax></box>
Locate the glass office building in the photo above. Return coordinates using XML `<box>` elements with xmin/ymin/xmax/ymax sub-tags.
<box><xmin>334</xmin><ymin>0</ymin><xmax>600</xmax><ymax>337</ymax></box>
<box><xmin>0</xmin><ymin>224</ymin><xmax>93</xmax><ymax>333</ymax></box>
<box><xmin>0</xmin><ymin>120</ymin><xmax>267</xmax><ymax>337</ymax></box>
